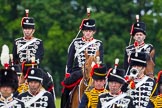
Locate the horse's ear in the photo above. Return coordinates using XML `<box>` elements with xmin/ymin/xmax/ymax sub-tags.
<box><xmin>150</xmin><ymin>49</ymin><xmax>155</xmax><ymax>58</ymax></box>
<box><xmin>95</xmin><ymin>50</ymin><xmax>100</xmax><ymax>57</ymax></box>
<box><xmin>84</xmin><ymin>50</ymin><xmax>89</xmax><ymax>60</ymax></box>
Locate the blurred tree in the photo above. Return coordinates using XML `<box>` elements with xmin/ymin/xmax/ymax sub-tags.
<box><xmin>0</xmin><ymin>0</ymin><xmax>162</xmax><ymax>96</ymax></box>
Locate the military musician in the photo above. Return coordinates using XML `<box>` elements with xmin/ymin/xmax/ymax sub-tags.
<box><xmin>18</xmin><ymin>67</ymin><xmax>55</xmax><ymax>108</ymax></box>
<box><xmin>124</xmin><ymin>15</ymin><xmax>155</xmax><ymax>78</ymax></box>
<box><xmin>61</xmin><ymin>8</ymin><xmax>104</xmax><ymax>108</ymax></box>
<box><xmin>97</xmin><ymin>66</ymin><xmax>134</xmax><ymax>108</ymax></box>
<box><xmin>12</xmin><ymin>9</ymin><xmax>44</xmax><ymax>64</ymax></box>
<box><xmin>125</xmin><ymin>52</ymin><xmax>156</xmax><ymax>108</ymax></box>
<box><xmin>79</xmin><ymin>64</ymin><xmax>108</xmax><ymax>108</ymax></box>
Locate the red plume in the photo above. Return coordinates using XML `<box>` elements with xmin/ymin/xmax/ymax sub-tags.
<box><xmin>107</xmin><ymin>68</ymin><xmax>113</xmax><ymax>77</ymax></box>
<box><xmin>79</xmin><ymin>18</ymin><xmax>88</xmax><ymax>30</ymax></box>
<box><xmin>130</xmin><ymin>24</ymin><xmax>134</xmax><ymax>36</ymax></box>
<box><xmin>90</xmin><ymin>64</ymin><xmax>99</xmax><ymax>77</ymax></box>
<box><xmin>156</xmin><ymin>71</ymin><xmax>162</xmax><ymax>83</ymax></box>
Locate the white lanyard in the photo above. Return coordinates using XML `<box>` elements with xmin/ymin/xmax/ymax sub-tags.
<box><xmin>17</xmin><ymin>38</ymin><xmax>37</xmax><ymax>53</ymax></box>
<box><xmin>74</xmin><ymin>39</ymin><xmax>97</xmax><ymax>58</ymax></box>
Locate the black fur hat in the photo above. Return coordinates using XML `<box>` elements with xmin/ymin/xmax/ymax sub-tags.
<box><xmin>82</xmin><ymin>19</ymin><xmax>96</xmax><ymax>31</ymax></box>
<box><xmin>0</xmin><ymin>69</ymin><xmax>18</xmax><ymax>91</ymax></box>
<box><xmin>108</xmin><ymin>68</ymin><xmax>125</xmax><ymax>84</ymax></box>
<box><xmin>132</xmin><ymin>22</ymin><xmax>146</xmax><ymax>36</ymax></box>
<box><xmin>92</xmin><ymin>64</ymin><xmax>107</xmax><ymax>80</ymax></box>
<box><xmin>26</xmin><ymin>68</ymin><xmax>43</xmax><ymax>83</ymax></box>
<box><xmin>21</xmin><ymin>17</ymin><xmax>35</xmax><ymax>29</ymax></box>
<box><xmin>130</xmin><ymin>52</ymin><xmax>147</xmax><ymax>67</ymax></box>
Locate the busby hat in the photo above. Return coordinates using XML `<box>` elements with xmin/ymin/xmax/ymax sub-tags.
<box><xmin>82</xmin><ymin>19</ymin><xmax>96</xmax><ymax>31</ymax></box>
<box><xmin>26</xmin><ymin>68</ymin><xmax>43</xmax><ymax>83</ymax></box>
<box><xmin>0</xmin><ymin>69</ymin><xmax>18</xmax><ymax>91</ymax></box>
<box><xmin>9</xmin><ymin>64</ymin><xmax>22</xmax><ymax>76</ymax></box>
<box><xmin>107</xmin><ymin>68</ymin><xmax>126</xmax><ymax>84</ymax></box>
<box><xmin>132</xmin><ymin>22</ymin><xmax>146</xmax><ymax>36</ymax></box>
<box><xmin>130</xmin><ymin>52</ymin><xmax>147</xmax><ymax>67</ymax></box>
<box><xmin>91</xmin><ymin>64</ymin><xmax>107</xmax><ymax>80</ymax></box>
<box><xmin>21</xmin><ymin>17</ymin><xmax>35</xmax><ymax>29</ymax></box>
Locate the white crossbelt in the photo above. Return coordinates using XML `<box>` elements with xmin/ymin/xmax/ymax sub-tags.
<box><xmin>74</xmin><ymin>39</ymin><xmax>97</xmax><ymax>58</ymax></box>
<box><xmin>17</xmin><ymin>38</ymin><xmax>37</xmax><ymax>53</ymax></box>
<box><xmin>24</xmin><ymin>90</ymin><xmax>46</xmax><ymax>107</ymax></box>
<box><xmin>0</xmin><ymin>100</ymin><xmax>18</xmax><ymax>108</ymax></box>
<box><xmin>102</xmin><ymin>76</ymin><xmax>149</xmax><ymax>108</ymax></box>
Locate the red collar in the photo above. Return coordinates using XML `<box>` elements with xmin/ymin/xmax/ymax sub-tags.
<box><xmin>134</xmin><ymin>42</ymin><xmax>145</xmax><ymax>47</ymax></box>
<box><xmin>82</xmin><ymin>36</ymin><xmax>94</xmax><ymax>42</ymax></box>
<box><xmin>139</xmin><ymin>42</ymin><xmax>145</xmax><ymax>47</ymax></box>
<box><xmin>24</xmin><ymin>36</ymin><xmax>33</xmax><ymax>40</ymax></box>
<box><xmin>94</xmin><ymin>88</ymin><xmax>104</xmax><ymax>91</ymax></box>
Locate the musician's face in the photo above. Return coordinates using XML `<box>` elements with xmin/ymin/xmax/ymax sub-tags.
<box><xmin>82</xmin><ymin>30</ymin><xmax>95</xmax><ymax>40</ymax></box>
<box><xmin>94</xmin><ymin>79</ymin><xmax>105</xmax><ymax>89</ymax></box>
<box><xmin>133</xmin><ymin>32</ymin><xmax>146</xmax><ymax>44</ymax></box>
<box><xmin>23</xmin><ymin>28</ymin><xmax>35</xmax><ymax>39</ymax></box>
<box><xmin>0</xmin><ymin>86</ymin><xmax>14</xmax><ymax>98</ymax></box>
<box><xmin>108</xmin><ymin>81</ymin><xmax>123</xmax><ymax>95</ymax></box>
<box><xmin>28</xmin><ymin>81</ymin><xmax>41</xmax><ymax>95</ymax></box>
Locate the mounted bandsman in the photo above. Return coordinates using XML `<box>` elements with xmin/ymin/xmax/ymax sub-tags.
<box><xmin>124</xmin><ymin>15</ymin><xmax>155</xmax><ymax>78</ymax></box>
<box><xmin>12</xmin><ymin>9</ymin><xmax>44</xmax><ymax>64</ymax></box>
<box><xmin>61</xmin><ymin>8</ymin><xmax>104</xmax><ymax>108</ymax></box>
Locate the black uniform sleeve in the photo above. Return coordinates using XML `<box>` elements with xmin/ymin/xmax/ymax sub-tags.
<box><xmin>46</xmin><ymin>92</ymin><xmax>56</xmax><ymax>108</ymax></box>
<box><xmin>12</xmin><ymin>40</ymin><xmax>19</xmax><ymax>63</ymax></box>
<box><xmin>123</xmin><ymin>48</ymin><xmax>129</xmax><ymax>71</ymax></box>
<box><xmin>78</xmin><ymin>93</ymin><xmax>88</xmax><ymax>108</ymax></box>
<box><xmin>97</xmin><ymin>96</ymin><xmax>102</xmax><ymax>108</ymax></box>
<box><xmin>36</xmin><ymin>40</ymin><xmax>44</xmax><ymax>63</ymax></box>
<box><xmin>146</xmin><ymin>100</ymin><xmax>154</xmax><ymax>108</ymax></box>
<box><xmin>99</xmin><ymin>41</ymin><xmax>104</xmax><ymax>63</ymax></box>
<box><xmin>66</xmin><ymin>41</ymin><xmax>76</xmax><ymax>73</ymax></box>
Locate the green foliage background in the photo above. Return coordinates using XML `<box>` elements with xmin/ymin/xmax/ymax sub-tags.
<box><xmin>0</xmin><ymin>0</ymin><xmax>162</xmax><ymax>97</ymax></box>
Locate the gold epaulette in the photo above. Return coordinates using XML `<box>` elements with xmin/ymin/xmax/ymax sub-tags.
<box><xmin>17</xmin><ymin>83</ymin><xmax>29</xmax><ymax>94</ymax></box>
<box><xmin>150</xmin><ymin>95</ymin><xmax>162</xmax><ymax>108</ymax></box>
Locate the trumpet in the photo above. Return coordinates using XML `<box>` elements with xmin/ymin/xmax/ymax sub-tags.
<box><xmin>130</xmin><ymin>68</ymin><xmax>139</xmax><ymax>78</ymax></box>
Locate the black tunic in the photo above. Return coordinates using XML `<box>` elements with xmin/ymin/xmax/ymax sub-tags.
<box><xmin>18</xmin><ymin>90</ymin><xmax>55</xmax><ymax>108</ymax></box>
<box><xmin>67</xmin><ymin>37</ymin><xmax>103</xmax><ymax>73</ymax></box>
<box><xmin>127</xmin><ymin>76</ymin><xmax>156</xmax><ymax>108</ymax></box>
<box><xmin>0</xmin><ymin>95</ymin><xmax>25</xmax><ymax>108</ymax></box>
<box><xmin>97</xmin><ymin>92</ymin><xmax>134</xmax><ymax>108</ymax></box>
<box><xmin>12</xmin><ymin>37</ymin><xmax>44</xmax><ymax>63</ymax></box>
